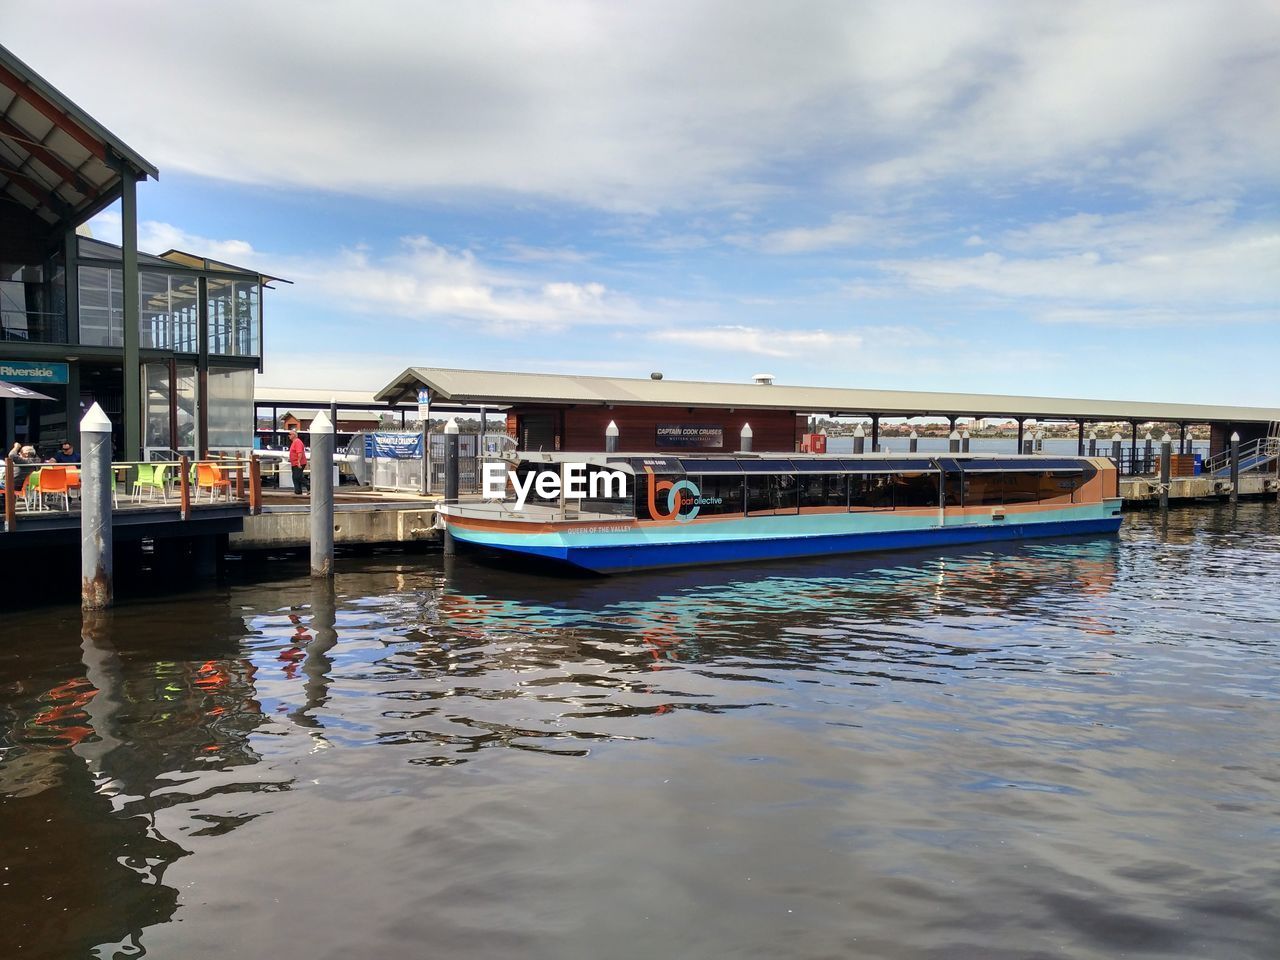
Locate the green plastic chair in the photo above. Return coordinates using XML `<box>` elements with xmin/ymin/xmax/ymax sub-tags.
<box><xmin>131</xmin><ymin>463</ymin><xmax>156</xmax><ymax>502</ymax></box>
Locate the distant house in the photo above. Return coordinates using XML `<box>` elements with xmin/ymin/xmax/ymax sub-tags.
<box><xmin>279</xmin><ymin>410</ymin><xmax>380</xmax><ymax>434</ymax></box>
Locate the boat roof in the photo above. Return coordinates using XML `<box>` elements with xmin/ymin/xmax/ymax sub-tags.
<box><xmin>511</xmin><ymin>451</ymin><xmax>1102</xmax><ymax>475</ymax></box>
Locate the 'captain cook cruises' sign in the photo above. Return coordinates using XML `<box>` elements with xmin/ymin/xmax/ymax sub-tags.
<box><xmin>0</xmin><ymin>361</ymin><xmax>68</xmax><ymax>384</ymax></box>
<box><xmin>655</xmin><ymin>424</ymin><xmax>723</xmax><ymax>449</ymax></box>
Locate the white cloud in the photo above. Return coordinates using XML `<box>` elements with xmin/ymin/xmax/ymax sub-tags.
<box><xmin>87</xmin><ymin>211</ymin><xmax>651</xmax><ymax>332</ymax></box>
<box><xmin>6</xmin><ymin>1</ymin><xmax>1276</xmax><ymax>210</ymax></box>
<box><xmin>653</xmin><ymin>324</ymin><xmax>864</xmax><ymax>358</ymax></box>
<box><xmin>741</xmin><ymin>214</ymin><xmax>880</xmax><ymax>254</ymax></box>
<box><xmin>878</xmin><ymin>209</ymin><xmax>1280</xmax><ymax>309</ymax></box>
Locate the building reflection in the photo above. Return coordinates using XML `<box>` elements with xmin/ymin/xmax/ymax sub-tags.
<box><xmin>0</xmin><ymin>601</ymin><xmax>270</xmax><ymax>956</ymax></box>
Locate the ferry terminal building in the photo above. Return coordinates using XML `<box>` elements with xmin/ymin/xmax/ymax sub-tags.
<box><xmin>375</xmin><ymin>367</ymin><xmax>1280</xmax><ymax>462</ymax></box>
<box><xmin>0</xmin><ymin>44</ymin><xmax>280</xmax><ymax>460</ymax></box>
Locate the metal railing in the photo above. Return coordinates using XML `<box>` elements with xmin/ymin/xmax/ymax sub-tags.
<box><xmin>1204</xmin><ymin>437</ymin><xmax>1280</xmax><ymax>478</ymax></box>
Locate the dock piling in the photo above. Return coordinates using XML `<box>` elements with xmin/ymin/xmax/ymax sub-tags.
<box><xmin>443</xmin><ymin>419</ymin><xmax>459</xmax><ymax>556</ymax></box>
<box><xmin>1160</xmin><ymin>433</ymin><xmax>1172</xmax><ymax>510</ymax></box>
<box><xmin>1230</xmin><ymin>432</ymin><xmax>1240</xmax><ymax>504</ymax></box>
<box><xmin>4</xmin><ymin>456</ymin><xmax>13</xmax><ymax>532</ymax></box>
<box><xmin>961</xmin><ymin>430</ymin><xmax>970</xmax><ymax>453</ymax></box>
<box><xmin>1112</xmin><ymin>433</ymin><xmax>1123</xmax><ymax>468</ymax></box>
<box><xmin>1089</xmin><ymin>431</ymin><xmax>1097</xmax><ymax>457</ymax></box>
<box><xmin>80</xmin><ymin>402</ymin><xmax>113</xmax><ymax>610</ymax></box>
<box><xmin>1144</xmin><ymin>432</ymin><xmax>1154</xmax><ymax>474</ymax></box>
<box><xmin>739</xmin><ymin>423</ymin><xmax>752</xmax><ymax>453</ymax></box>
<box><xmin>853</xmin><ymin>423</ymin><xmax>865</xmax><ymax>455</ymax></box>
<box><xmin>605</xmin><ymin>420</ymin><xmax>619</xmax><ymax>453</ymax></box>
<box><xmin>909</xmin><ymin>429</ymin><xmax>918</xmax><ymax>453</ymax></box>
<box><xmin>310</xmin><ymin>410</ymin><xmax>335</xmax><ymax>577</ymax></box>
<box><xmin>948</xmin><ymin>430</ymin><xmax>960</xmax><ymax>453</ymax></box>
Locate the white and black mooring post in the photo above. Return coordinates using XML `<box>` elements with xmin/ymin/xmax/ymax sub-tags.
<box><xmin>853</xmin><ymin>423</ymin><xmax>865</xmax><ymax>455</ymax></box>
<box><xmin>1089</xmin><ymin>431</ymin><xmax>1098</xmax><ymax>457</ymax></box>
<box><xmin>739</xmin><ymin>422</ymin><xmax>752</xmax><ymax>453</ymax></box>
<box><xmin>1112</xmin><ymin>433</ymin><xmax>1123</xmax><ymax>468</ymax></box>
<box><xmin>605</xmin><ymin>420</ymin><xmax>619</xmax><ymax>453</ymax></box>
<box><xmin>948</xmin><ymin>430</ymin><xmax>960</xmax><ymax>453</ymax></box>
<box><xmin>961</xmin><ymin>430</ymin><xmax>970</xmax><ymax>453</ymax></box>
<box><xmin>80</xmin><ymin>403</ymin><xmax>114</xmax><ymax>610</ymax></box>
<box><xmin>908</xmin><ymin>429</ymin><xmax>918</xmax><ymax>453</ymax></box>
<box><xmin>1230</xmin><ymin>432</ymin><xmax>1240</xmax><ymax>504</ymax></box>
<box><xmin>443</xmin><ymin>419</ymin><xmax>460</xmax><ymax>556</ymax></box>
<box><xmin>1144</xmin><ymin>432</ymin><xmax>1154</xmax><ymax>474</ymax></box>
<box><xmin>1160</xmin><ymin>432</ymin><xmax>1172</xmax><ymax>510</ymax></box>
<box><xmin>309</xmin><ymin>410</ymin><xmax>335</xmax><ymax>578</ymax></box>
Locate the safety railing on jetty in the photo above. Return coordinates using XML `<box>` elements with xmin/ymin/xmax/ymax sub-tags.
<box><xmin>2</xmin><ymin>454</ymin><xmax>263</xmax><ymax>531</ymax></box>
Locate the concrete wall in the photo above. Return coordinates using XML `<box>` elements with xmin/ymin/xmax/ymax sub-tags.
<box><xmin>230</xmin><ymin>506</ymin><xmax>438</xmax><ymax>550</ymax></box>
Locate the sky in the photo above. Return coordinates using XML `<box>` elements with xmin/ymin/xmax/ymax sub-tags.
<box><xmin>4</xmin><ymin>1</ymin><xmax>1278</xmax><ymax>404</ymax></box>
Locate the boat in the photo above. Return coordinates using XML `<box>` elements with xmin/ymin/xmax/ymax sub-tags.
<box><xmin>437</xmin><ymin>452</ymin><xmax>1123</xmax><ymax>574</ymax></box>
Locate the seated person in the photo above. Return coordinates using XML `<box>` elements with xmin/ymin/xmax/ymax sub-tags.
<box><xmin>49</xmin><ymin>441</ymin><xmax>79</xmax><ymax>464</ymax></box>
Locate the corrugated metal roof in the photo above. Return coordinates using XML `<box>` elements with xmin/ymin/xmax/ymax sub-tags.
<box><xmin>0</xmin><ymin>43</ymin><xmax>156</xmax><ymax>237</ymax></box>
<box><xmin>374</xmin><ymin>366</ymin><xmax>1280</xmax><ymax>424</ymax></box>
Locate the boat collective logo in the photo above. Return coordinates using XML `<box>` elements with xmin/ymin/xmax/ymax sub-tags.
<box><xmin>644</xmin><ymin>467</ymin><xmax>718</xmax><ymax>523</ymax></box>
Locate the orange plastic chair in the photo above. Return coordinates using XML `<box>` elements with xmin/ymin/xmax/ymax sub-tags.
<box><xmin>196</xmin><ymin>462</ymin><xmax>231</xmax><ymax>502</ymax></box>
<box><xmin>38</xmin><ymin>466</ymin><xmax>71</xmax><ymax>510</ymax></box>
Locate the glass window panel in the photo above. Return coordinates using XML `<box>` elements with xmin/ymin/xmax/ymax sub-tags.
<box><xmin>964</xmin><ymin>472</ymin><xmax>1005</xmax><ymax>506</ymax></box>
<box><xmin>894</xmin><ymin>472</ymin><xmax>940</xmax><ymax>507</ymax></box>
<box><xmin>206</xmin><ymin>367</ymin><xmax>254</xmax><ymax>452</ymax></box>
<box><xmin>175</xmin><ymin>362</ymin><xmax>197</xmax><ymax>454</ymax></box>
<box><xmin>686</xmin><ymin>474</ymin><xmax>744</xmax><ymax>516</ymax></box>
<box><xmin>800</xmin><ymin>473</ymin><xmax>846</xmax><ymax>508</ymax></box>
<box><xmin>850</xmin><ymin>474</ymin><xmax>896</xmax><ymax>510</ymax></box>
<box><xmin>140</xmin><ymin>272</ymin><xmax>169</xmax><ymax>349</ymax></box>
<box><xmin>78</xmin><ymin>265</ymin><xmax>123</xmax><ymax>346</ymax></box>
<box><xmin>144</xmin><ymin>362</ymin><xmax>172</xmax><ymax>451</ymax></box>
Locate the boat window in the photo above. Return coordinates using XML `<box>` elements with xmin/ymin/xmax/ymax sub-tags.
<box><xmin>685</xmin><ymin>474</ymin><xmax>745</xmax><ymax>516</ymax></box>
<box><xmin>943</xmin><ymin>471</ymin><xmax>964</xmax><ymax>507</ymax></box>
<box><xmin>838</xmin><ymin>458</ymin><xmax>923</xmax><ymax>473</ymax></box>
<box><xmin>1001</xmin><ymin>470</ymin><xmax>1080</xmax><ymax>504</ymax></box>
<box><xmin>680</xmin><ymin>458</ymin><xmax>743</xmax><ymax>473</ymax></box>
<box><xmin>578</xmin><ymin>464</ymin><xmax>635</xmax><ymax>517</ymax></box>
<box><xmin>894</xmin><ymin>472</ymin><xmax>941</xmax><ymax>508</ymax></box>
<box><xmin>737</xmin><ymin>458</ymin><xmax>796</xmax><ymax>473</ymax></box>
<box><xmin>792</xmin><ymin>459</ymin><xmax>840</xmax><ymax>473</ymax></box>
<box><xmin>800</xmin><ymin>473</ymin><xmax>847</xmax><ymax>508</ymax></box>
<box><xmin>964</xmin><ymin>472</ymin><xmax>1005</xmax><ymax>506</ymax></box>
<box><xmin>850</xmin><ymin>474</ymin><xmax>896</xmax><ymax>510</ymax></box>
<box><xmin>745</xmin><ymin>473</ymin><xmax>799</xmax><ymax>515</ymax></box>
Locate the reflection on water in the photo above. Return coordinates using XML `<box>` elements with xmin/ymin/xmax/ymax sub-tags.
<box><xmin>2</xmin><ymin>503</ymin><xmax>1279</xmax><ymax>959</ymax></box>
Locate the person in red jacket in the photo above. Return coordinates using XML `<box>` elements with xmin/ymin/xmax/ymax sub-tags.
<box><xmin>288</xmin><ymin>427</ymin><xmax>308</xmax><ymax>495</ymax></box>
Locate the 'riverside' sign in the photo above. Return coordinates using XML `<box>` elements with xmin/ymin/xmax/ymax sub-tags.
<box><xmin>0</xmin><ymin>361</ymin><xmax>68</xmax><ymax>384</ymax></box>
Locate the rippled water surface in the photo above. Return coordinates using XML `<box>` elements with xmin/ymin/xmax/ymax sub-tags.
<box><xmin>2</xmin><ymin>504</ymin><xmax>1278</xmax><ymax>959</ymax></box>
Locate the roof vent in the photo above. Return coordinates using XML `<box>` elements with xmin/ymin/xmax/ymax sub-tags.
<box><xmin>753</xmin><ymin>373</ymin><xmax>775</xmax><ymax>386</ymax></box>
<box><xmin>650</xmin><ymin>371</ymin><xmax>664</xmax><ymax>380</ymax></box>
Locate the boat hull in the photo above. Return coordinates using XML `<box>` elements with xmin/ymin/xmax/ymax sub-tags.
<box><xmin>444</xmin><ymin>505</ymin><xmax>1123</xmax><ymax>574</ymax></box>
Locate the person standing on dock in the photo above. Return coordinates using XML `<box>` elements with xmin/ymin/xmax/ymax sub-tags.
<box><xmin>288</xmin><ymin>427</ymin><xmax>308</xmax><ymax>495</ymax></box>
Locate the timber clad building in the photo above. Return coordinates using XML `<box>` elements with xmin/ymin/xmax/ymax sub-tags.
<box><xmin>0</xmin><ymin>44</ymin><xmax>278</xmax><ymax>459</ymax></box>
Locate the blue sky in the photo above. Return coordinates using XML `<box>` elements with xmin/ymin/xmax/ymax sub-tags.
<box><xmin>4</xmin><ymin>1</ymin><xmax>1278</xmax><ymax>403</ymax></box>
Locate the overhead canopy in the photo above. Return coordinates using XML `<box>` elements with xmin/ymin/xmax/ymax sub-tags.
<box><xmin>375</xmin><ymin>366</ymin><xmax>1280</xmax><ymax>426</ymax></box>
<box><xmin>0</xmin><ymin>43</ymin><xmax>158</xmax><ymax>261</ymax></box>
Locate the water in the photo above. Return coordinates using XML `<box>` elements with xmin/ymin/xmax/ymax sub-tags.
<box><xmin>2</xmin><ymin>504</ymin><xmax>1278</xmax><ymax>959</ymax></box>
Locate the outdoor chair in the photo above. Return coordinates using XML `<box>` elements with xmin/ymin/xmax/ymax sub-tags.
<box><xmin>38</xmin><ymin>466</ymin><xmax>71</xmax><ymax>511</ymax></box>
<box><xmin>131</xmin><ymin>462</ymin><xmax>171</xmax><ymax>503</ymax></box>
<box><xmin>195</xmin><ymin>463</ymin><xmax>230</xmax><ymax>502</ymax></box>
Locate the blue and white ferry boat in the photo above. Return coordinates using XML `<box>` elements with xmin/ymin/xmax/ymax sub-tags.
<box><xmin>438</xmin><ymin>451</ymin><xmax>1123</xmax><ymax>574</ymax></box>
